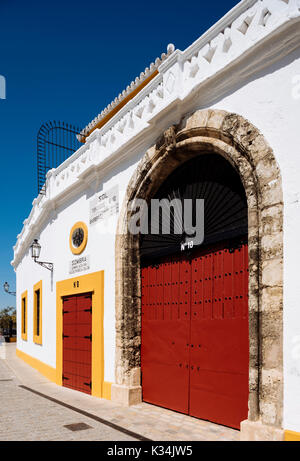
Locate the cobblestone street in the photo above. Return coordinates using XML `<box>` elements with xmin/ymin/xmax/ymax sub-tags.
<box><xmin>0</xmin><ymin>344</ymin><xmax>239</xmax><ymax>441</ymax></box>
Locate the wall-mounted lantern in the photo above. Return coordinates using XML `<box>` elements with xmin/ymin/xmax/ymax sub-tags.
<box><xmin>30</xmin><ymin>239</ymin><xmax>53</xmax><ymax>272</ymax></box>
<box><xmin>3</xmin><ymin>282</ymin><xmax>16</xmax><ymax>296</ymax></box>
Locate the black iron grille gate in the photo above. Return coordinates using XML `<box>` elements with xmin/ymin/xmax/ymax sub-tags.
<box><xmin>37</xmin><ymin>121</ymin><xmax>81</xmax><ymax>195</ymax></box>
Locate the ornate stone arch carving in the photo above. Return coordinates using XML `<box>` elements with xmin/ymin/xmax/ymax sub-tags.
<box><xmin>113</xmin><ymin>109</ymin><xmax>283</xmax><ymax>437</ymax></box>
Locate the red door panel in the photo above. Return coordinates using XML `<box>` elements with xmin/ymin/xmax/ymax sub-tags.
<box><xmin>189</xmin><ymin>318</ymin><xmax>249</xmax><ymax>428</ymax></box>
<box><xmin>141</xmin><ymin>239</ymin><xmax>249</xmax><ymax>429</ymax></box>
<box><xmin>62</xmin><ymin>294</ymin><xmax>92</xmax><ymax>395</ymax></box>
<box><xmin>190</xmin><ymin>241</ymin><xmax>249</xmax><ymax>428</ymax></box>
<box><xmin>141</xmin><ymin>320</ymin><xmax>190</xmax><ymax>413</ymax></box>
<box><xmin>141</xmin><ymin>260</ymin><xmax>190</xmax><ymax>414</ymax></box>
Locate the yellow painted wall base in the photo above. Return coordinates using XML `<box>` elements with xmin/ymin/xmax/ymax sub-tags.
<box><xmin>16</xmin><ymin>348</ymin><xmax>113</xmax><ymax>401</ymax></box>
<box><xmin>16</xmin><ymin>348</ymin><xmax>57</xmax><ymax>384</ymax></box>
<box><xmin>285</xmin><ymin>430</ymin><xmax>300</xmax><ymax>441</ymax></box>
<box><xmin>102</xmin><ymin>381</ymin><xmax>112</xmax><ymax>400</ymax></box>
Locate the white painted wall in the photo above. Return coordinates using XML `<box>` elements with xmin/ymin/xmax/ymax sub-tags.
<box><xmin>16</xmin><ymin>153</ymin><xmax>143</xmax><ymax>382</ymax></box>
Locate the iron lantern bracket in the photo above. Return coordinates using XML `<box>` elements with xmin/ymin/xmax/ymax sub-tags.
<box><xmin>33</xmin><ymin>257</ymin><xmax>54</xmax><ymax>272</ymax></box>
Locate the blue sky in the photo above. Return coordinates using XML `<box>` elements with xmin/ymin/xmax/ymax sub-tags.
<box><xmin>0</xmin><ymin>0</ymin><xmax>239</xmax><ymax>310</ymax></box>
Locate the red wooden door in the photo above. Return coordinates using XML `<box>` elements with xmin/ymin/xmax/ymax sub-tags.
<box><xmin>62</xmin><ymin>293</ymin><xmax>92</xmax><ymax>394</ymax></box>
<box><xmin>189</xmin><ymin>241</ymin><xmax>249</xmax><ymax>429</ymax></box>
<box><xmin>141</xmin><ymin>239</ymin><xmax>249</xmax><ymax>429</ymax></box>
<box><xmin>141</xmin><ymin>257</ymin><xmax>190</xmax><ymax>413</ymax></box>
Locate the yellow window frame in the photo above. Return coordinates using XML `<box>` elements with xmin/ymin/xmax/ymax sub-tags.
<box><xmin>33</xmin><ymin>281</ymin><xmax>42</xmax><ymax>345</ymax></box>
<box><xmin>21</xmin><ymin>290</ymin><xmax>28</xmax><ymax>341</ymax></box>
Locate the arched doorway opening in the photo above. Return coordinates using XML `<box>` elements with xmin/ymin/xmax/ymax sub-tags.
<box><xmin>113</xmin><ymin>109</ymin><xmax>283</xmax><ymax>439</ymax></box>
<box><xmin>140</xmin><ymin>154</ymin><xmax>249</xmax><ymax>429</ymax></box>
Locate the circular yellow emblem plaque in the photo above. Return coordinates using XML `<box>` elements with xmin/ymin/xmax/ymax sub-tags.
<box><xmin>69</xmin><ymin>221</ymin><xmax>88</xmax><ymax>255</ymax></box>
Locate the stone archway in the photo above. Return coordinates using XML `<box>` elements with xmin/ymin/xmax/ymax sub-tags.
<box><xmin>112</xmin><ymin>109</ymin><xmax>283</xmax><ymax>440</ymax></box>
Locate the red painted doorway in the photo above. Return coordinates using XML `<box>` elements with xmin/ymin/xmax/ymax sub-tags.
<box><xmin>62</xmin><ymin>293</ymin><xmax>92</xmax><ymax>394</ymax></box>
<box><xmin>141</xmin><ymin>238</ymin><xmax>249</xmax><ymax>429</ymax></box>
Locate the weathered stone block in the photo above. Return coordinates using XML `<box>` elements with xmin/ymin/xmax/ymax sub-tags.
<box><xmin>207</xmin><ymin>110</ymin><xmax>226</xmax><ymax>130</ymax></box>
<box><xmin>240</xmin><ymin>420</ymin><xmax>284</xmax><ymax>441</ymax></box>
<box><xmin>260</xmin><ymin>312</ymin><xmax>283</xmax><ymax>340</ymax></box>
<box><xmin>261</xmin><ymin>232</ymin><xmax>283</xmax><ymax>260</ymax></box>
<box><xmin>260</xmin><ymin>204</ymin><xmax>283</xmax><ymax>235</ymax></box>
<box><xmin>111</xmin><ymin>384</ymin><xmax>142</xmax><ymax>406</ymax></box>
<box><xmin>261</xmin><ymin>286</ymin><xmax>283</xmax><ymax>312</ymax></box>
<box><xmin>256</xmin><ymin>153</ymin><xmax>280</xmax><ymax>187</ymax></box>
<box><xmin>260</xmin><ymin>179</ymin><xmax>283</xmax><ymax>208</ymax></box>
<box><xmin>261</xmin><ymin>258</ymin><xmax>283</xmax><ymax>287</ymax></box>
<box><xmin>178</xmin><ymin>109</ymin><xmax>210</xmax><ymax>132</ymax></box>
<box><xmin>262</xmin><ymin>340</ymin><xmax>282</xmax><ymax>370</ymax></box>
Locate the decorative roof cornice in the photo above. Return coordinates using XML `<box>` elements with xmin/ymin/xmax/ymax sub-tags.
<box><xmin>77</xmin><ymin>44</ymin><xmax>175</xmax><ymax>143</ymax></box>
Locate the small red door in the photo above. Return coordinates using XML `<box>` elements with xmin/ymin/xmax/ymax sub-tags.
<box><xmin>62</xmin><ymin>293</ymin><xmax>92</xmax><ymax>394</ymax></box>
<box><xmin>141</xmin><ymin>239</ymin><xmax>249</xmax><ymax>429</ymax></box>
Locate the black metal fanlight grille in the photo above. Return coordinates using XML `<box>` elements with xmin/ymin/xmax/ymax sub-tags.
<box><xmin>140</xmin><ymin>154</ymin><xmax>248</xmax><ymax>264</ymax></box>
<box><xmin>37</xmin><ymin>121</ymin><xmax>81</xmax><ymax>195</ymax></box>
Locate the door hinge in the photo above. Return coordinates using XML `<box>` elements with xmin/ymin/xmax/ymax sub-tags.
<box><xmin>62</xmin><ymin>375</ymin><xmax>70</xmax><ymax>381</ymax></box>
<box><xmin>84</xmin><ymin>308</ymin><xmax>92</xmax><ymax>313</ymax></box>
<box><xmin>84</xmin><ymin>334</ymin><xmax>92</xmax><ymax>341</ymax></box>
<box><xmin>84</xmin><ymin>381</ymin><xmax>92</xmax><ymax>389</ymax></box>
<box><xmin>62</xmin><ymin>334</ymin><xmax>69</xmax><ymax>339</ymax></box>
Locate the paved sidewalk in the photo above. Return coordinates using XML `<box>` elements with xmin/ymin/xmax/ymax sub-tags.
<box><xmin>0</xmin><ymin>344</ymin><xmax>239</xmax><ymax>441</ymax></box>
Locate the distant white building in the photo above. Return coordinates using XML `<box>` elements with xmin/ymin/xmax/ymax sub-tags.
<box><xmin>12</xmin><ymin>0</ymin><xmax>300</xmax><ymax>441</ymax></box>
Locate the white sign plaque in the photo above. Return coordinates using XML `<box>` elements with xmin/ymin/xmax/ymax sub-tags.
<box><xmin>69</xmin><ymin>255</ymin><xmax>90</xmax><ymax>274</ymax></box>
<box><xmin>89</xmin><ymin>185</ymin><xmax>119</xmax><ymax>225</ymax></box>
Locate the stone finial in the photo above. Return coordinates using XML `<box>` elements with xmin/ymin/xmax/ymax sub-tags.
<box><xmin>167</xmin><ymin>43</ymin><xmax>175</xmax><ymax>54</ymax></box>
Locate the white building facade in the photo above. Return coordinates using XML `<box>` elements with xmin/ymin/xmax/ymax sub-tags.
<box><xmin>12</xmin><ymin>0</ymin><xmax>300</xmax><ymax>441</ymax></box>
